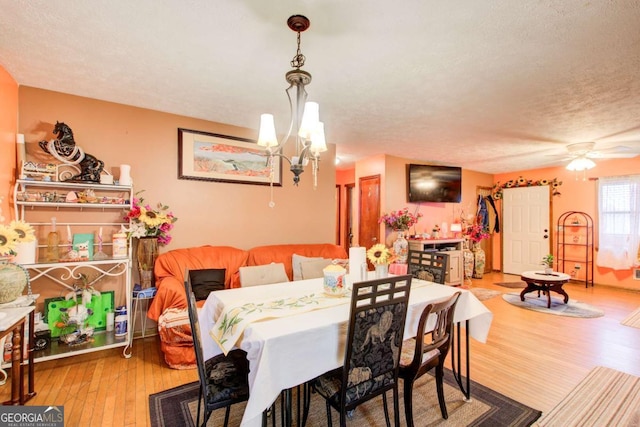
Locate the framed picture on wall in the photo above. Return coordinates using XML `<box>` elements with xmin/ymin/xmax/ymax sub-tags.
<box><xmin>178</xmin><ymin>128</ymin><xmax>282</xmax><ymax>186</ymax></box>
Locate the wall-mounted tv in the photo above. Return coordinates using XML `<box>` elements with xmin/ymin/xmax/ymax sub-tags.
<box><xmin>407</xmin><ymin>164</ymin><xmax>462</xmax><ymax>203</ymax></box>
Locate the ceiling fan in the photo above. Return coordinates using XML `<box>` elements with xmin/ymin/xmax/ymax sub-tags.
<box><xmin>559</xmin><ymin>141</ymin><xmax>640</xmax><ymax>171</ymax></box>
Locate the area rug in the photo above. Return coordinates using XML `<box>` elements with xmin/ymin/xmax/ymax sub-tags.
<box><xmin>469</xmin><ymin>287</ymin><xmax>502</xmax><ymax>301</ymax></box>
<box><xmin>149</xmin><ymin>370</ymin><xmax>541</xmax><ymax>427</ymax></box>
<box><xmin>494</xmin><ymin>281</ymin><xmax>527</xmax><ymax>288</ymax></box>
<box><xmin>537</xmin><ymin>366</ymin><xmax>640</xmax><ymax>426</ymax></box>
<box><xmin>502</xmin><ymin>293</ymin><xmax>604</xmax><ymax>318</ymax></box>
<box><xmin>621</xmin><ymin>307</ymin><xmax>640</xmax><ymax>329</ymax></box>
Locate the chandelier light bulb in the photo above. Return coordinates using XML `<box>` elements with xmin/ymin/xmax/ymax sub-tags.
<box><xmin>257</xmin><ymin>114</ymin><xmax>278</xmax><ymax>148</ymax></box>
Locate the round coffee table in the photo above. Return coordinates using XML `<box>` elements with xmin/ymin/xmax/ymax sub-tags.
<box><xmin>520</xmin><ymin>271</ymin><xmax>571</xmax><ymax>308</ymax></box>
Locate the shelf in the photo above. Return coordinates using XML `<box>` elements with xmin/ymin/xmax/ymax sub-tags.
<box><xmin>557</xmin><ymin>211</ymin><xmax>594</xmax><ymax>288</ymax></box>
<box><xmin>32</xmin><ymin>330</ymin><xmax>128</xmax><ymax>363</ymax></box>
<box><xmin>13</xmin><ymin>178</ymin><xmax>133</xmax><ymax>362</ymax></box>
<box><xmin>16</xmin><ymin>201</ymin><xmax>129</xmax><ymax>209</ymax></box>
<box><xmin>16</xmin><ymin>179</ymin><xmax>132</xmax><ymax>191</ymax></box>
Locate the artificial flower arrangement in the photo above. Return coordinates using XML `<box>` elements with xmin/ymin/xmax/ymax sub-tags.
<box><xmin>379</xmin><ymin>207</ymin><xmax>423</xmax><ymax>231</ymax></box>
<box><xmin>124</xmin><ymin>192</ymin><xmax>177</xmax><ymax>246</ymax></box>
<box><xmin>541</xmin><ymin>254</ymin><xmax>554</xmax><ymax>268</ymax></box>
<box><xmin>0</xmin><ymin>220</ymin><xmax>36</xmax><ymax>257</ymax></box>
<box><xmin>366</xmin><ymin>244</ymin><xmax>397</xmax><ymax>265</ymax></box>
<box><xmin>464</xmin><ymin>223</ymin><xmax>490</xmax><ymax>243</ymax></box>
<box><xmin>492</xmin><ymin>176</ymin><xmax>562</xmax><ymax>199</ymax></box>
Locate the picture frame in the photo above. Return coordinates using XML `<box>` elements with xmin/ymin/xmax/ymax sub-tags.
<box><xmin>178</xmin><ymin>128</ymin><xmax>282</xmax><ymax>186</ymax></box>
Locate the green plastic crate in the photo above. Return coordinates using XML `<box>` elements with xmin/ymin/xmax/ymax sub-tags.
<box><xmin>44</xmin><ymin>291</ymin><xmax>115</xmax><ymax>338</ymax></box>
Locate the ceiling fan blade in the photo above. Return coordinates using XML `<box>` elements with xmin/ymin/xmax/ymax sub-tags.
<box><xmin>587</xmin><ymin>145</ymin><xmax>640</xmax><ymax>159</ymax></box>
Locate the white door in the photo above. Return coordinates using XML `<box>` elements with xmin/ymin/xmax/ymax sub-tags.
<box><xmin>502</xmin><ymin>186</ymin><xmax>551</xmax><ymax>274</ymax></box>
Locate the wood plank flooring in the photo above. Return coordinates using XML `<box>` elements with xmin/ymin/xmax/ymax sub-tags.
<box><xmin>1</xmin><ymin>272</ymin><xmax>639</xmax><ymax>426</ymax></box>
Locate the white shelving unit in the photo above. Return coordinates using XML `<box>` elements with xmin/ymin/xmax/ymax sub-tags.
<box><xmin>13</xmin><ymin>179</ymin><xmax>134</xmax><ymax>361</ymax></box>
<box><xmin>407</xmin><ymin>238</ymin><xmax>464</xmax><ymax>286</ymax></box>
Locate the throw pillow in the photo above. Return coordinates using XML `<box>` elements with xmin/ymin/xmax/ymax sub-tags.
<box><xmin>238</xmin><ymin>263</ymin><xmax>289</xmax><ymax>287</ymax></box>
<box><xmin>292</xmin><ymin>254</ymin><xmax>323</xmax><ymax>281</ymax></box>
<box><xmin>189</xmin><ymin>268</ymin><xmax>226</xmax><ymax>301</ymax></box>
<box><xmin>300</xmin><ymin>258</ymin><xmax>334</xmax><ymax>280</ymax></box>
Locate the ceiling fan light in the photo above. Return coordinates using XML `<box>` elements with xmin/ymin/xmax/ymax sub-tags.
<box><xmin>566</xmin><ymin>157</ymin><xmax>596</xmax><ymax>171</ymax></box>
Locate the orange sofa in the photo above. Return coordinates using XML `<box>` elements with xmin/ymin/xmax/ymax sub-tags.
<box><xmin>148</xmin><ymin>243</ymin><xmax>348</xmax><ymax>369</ymax></box>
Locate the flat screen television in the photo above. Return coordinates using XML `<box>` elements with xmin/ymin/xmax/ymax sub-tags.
<box><xmin>407</xmin><ymin>164</ymin><xmax>462</xmax><ymax>203</ymax></box>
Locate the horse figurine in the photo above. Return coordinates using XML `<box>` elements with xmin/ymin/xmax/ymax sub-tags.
<box><xmin>39</xmin><ymin>121</ymin><xmax>105</xmax><ymax>183</ymax></box>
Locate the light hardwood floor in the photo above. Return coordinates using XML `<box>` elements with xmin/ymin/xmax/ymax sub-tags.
<box><xmin>1</xmin><ymin>272</ymin><xmax>639</xmax><ymax>426</ymax></box>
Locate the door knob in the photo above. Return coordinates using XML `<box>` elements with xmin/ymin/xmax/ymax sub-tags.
<box><xmin>543</xmin><ymin>234</ymin><xmax>549</xmax><ymax>239</ymax></box>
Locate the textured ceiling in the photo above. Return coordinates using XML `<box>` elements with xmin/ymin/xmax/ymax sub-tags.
<box><xmin>1</xmin><ymin>1</ymin><xmax>640</xmax><ymax>173</ymax></box>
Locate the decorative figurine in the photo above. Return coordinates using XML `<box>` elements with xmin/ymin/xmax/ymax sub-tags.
<box><xmin>39</xmin><ymin>121</ymin><xmax>105</xmax><ymax>183</ymax></box>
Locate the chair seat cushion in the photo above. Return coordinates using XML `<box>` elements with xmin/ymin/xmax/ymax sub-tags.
<box><xmin>313</xmin><ymin>367</ymin><xmax>395</xmax><ymax>407</ymax></box>
<box><xmin>205</xmin><ymin>349</ymin><xmax>250</xmax><ymax>404</ymax></box>
<box><xmin>399</xmin><ymin>337</ymin><xmax>440</xmax><ymax>367</ymax></box>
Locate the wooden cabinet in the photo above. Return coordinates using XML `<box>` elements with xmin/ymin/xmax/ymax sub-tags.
<box><xmin>556</xmin><ymin>211</ymin><xmax>594</xmax><ymax>288</ymax></box>
<box><xmin>13</xmin><ymin>179</ymin><xmax>133</xmax><ymax>361</ymax></box>
<box><xmin>408</xmin><ymin>238</ymin><xmax>464</xmax><ymax>286</ymax></box>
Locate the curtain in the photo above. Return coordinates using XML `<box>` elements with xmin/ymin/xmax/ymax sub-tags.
<box><xmin>596</xmin><ymin>175</ymin><xmax>640</xmax><ymax>270</ymax></box>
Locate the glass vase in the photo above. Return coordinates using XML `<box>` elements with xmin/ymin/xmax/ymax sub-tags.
<box><xmin>393</xmin><ymin>231</ymin><xmax>409</xmax><ymax>264</ymax></box>
<box><xmin>375</xmin><ymin>263</ymin><xmax>389</xmax><ymax>279</ymax></box>
<box><xmin>136</xmin><ymin>237</ymin><xmax>159</xmax><ymax>289</ymax></box>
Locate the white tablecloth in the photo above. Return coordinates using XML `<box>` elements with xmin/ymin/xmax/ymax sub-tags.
<box><xmin>200</xmin><ymin>277</ymin><xmax>493</xmax><ymax>427</ymax></box>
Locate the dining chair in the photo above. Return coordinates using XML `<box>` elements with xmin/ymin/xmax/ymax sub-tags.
<box><xmin>239</xmin><ymin>262</ymin><xmax>289</xmax><ymax>287</ymax></box>
<box><xmin>311</xmin><ymin>274</ymin><xmax>413</xmax><ymax>427</ymax></box>
<box><xmin>184</xmin><ymin>271</ymin><xmax>250</xmax><ymax>427</ymax></box>
<box><xmin>398</xmin><ymin>291</ymin><xmax>461</xmax><ymax>426</ymax></box>
<box><xmin>408</xmin><ymin>250</ymin><xmax>449</xmax><ymax>284</ymax></box>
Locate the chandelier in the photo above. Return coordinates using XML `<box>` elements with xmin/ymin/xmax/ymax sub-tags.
<box><xmin>257</xmin><ymin>15</ymin><xmax>327</xmax><ymax>193</ymax></box>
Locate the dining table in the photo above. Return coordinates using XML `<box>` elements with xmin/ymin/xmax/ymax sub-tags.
<box><xmin>199</xmin><ymin>275</ymin><xmax>493</xmax><ymax>427</ymax></box>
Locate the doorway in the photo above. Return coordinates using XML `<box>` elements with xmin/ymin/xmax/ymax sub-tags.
<box><xmin>344</xmin><ymin>183</ymin><xmax>355</xmax><ymax>248</ymax></box>
<box><xmin>501</xmin><ymin>186</ymin><xmax>552</xmax><ymax>274</ymax></box>
<box><xmin>358</xmin><ymin>175</ymin><xmax>381</xmax><ymax>249</ymax></box>
<box><xmin>476</xmin><ymin>186</ymin><xmax>494</xmax><ymax>274</ymax></box>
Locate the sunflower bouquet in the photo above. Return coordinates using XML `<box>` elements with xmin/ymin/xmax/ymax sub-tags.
<box><xmin>124</xmin><ymin>192</ymin><xmax>177</xmax><ymax>246</ymax></box>
<box><xmin>366</xmin><ymin>244</ymin><xmax>397</xmax><ymax>265</ymax></box>
<box><xmin>0</xmin><ymin>220</ymin><xmax>36</xmax><ymax>257</ymax></box>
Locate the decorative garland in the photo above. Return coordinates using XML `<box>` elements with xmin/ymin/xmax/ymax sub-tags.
<box><xmin>492</xmin><ymin>176</ymin><xmax>562</xmax><ymax>199</ymax></box>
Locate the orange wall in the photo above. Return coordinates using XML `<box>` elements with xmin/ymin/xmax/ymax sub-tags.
<box><xmin>350</xmin><ymin>154</ymin><xmax>493</xmax><ymax>247</ymax></box>
<box><xmin>494</xmin><ymin>158</ymin><xmax>640</xmax><ymax>290</ymax></box>
<box><xmin>8</xmin><ymin>87</ymin><xmax>337</xmax><ymax>251</ymax></box>
<box><xmin>0</xmin><ymin>65</ymin><xmax>18</xmax><ymax>222</ymax></box>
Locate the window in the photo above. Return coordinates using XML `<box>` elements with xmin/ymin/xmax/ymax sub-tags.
<box><xmin>597</xmin><ymin>175</ymin><xmax>640</xmax><ymax>269</ymax></box>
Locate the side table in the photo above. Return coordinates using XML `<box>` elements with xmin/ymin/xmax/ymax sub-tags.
<box><xmin>0</xmin><ymin>306</ymin><xmax>36</xmax><ymax>405</ymax></box>
<box><xmin>520</xmin><ymin>271</ymin><xmax>571</xmax><ymax>308</ymax></box>
<box><xmin>131</xmin><ymin>287</ymin><xmax>157</xmax><ymax>340</ymax></box>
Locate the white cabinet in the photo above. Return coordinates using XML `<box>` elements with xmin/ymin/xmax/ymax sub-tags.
<box><xmin>408</xmin><ymin>238</ymin><xmax>464</xmax><ymax>286</ymax></box>
<box><xmin>13</xmin><ymin>179</ymin><xmax>133</xmax><ymax>361</ymax></box>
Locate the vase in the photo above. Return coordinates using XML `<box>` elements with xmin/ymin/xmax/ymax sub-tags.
<box><xmin>136</xmin><ymin>237</ymin><xmax>159</xmax><ymax>289</ymax></box>
<box><xmin>375</xmin><ymin>264</ymin><xmax>389</xmax><ymax>279</ymax></box>
<box><xmin>392</xmin><ymin>231</ymin><xmax>409</xmax><ymax>264</ymax></box>
<box><xmin>13</xmin><ymin>240</ymin><xmax>37</xmax><ymax>265</ymax></box>
<box><xmin>472</xmin><ymin>242</ymin><xmax>486</xmax><ymax>279</ymax></box>
<box><xmin>463</xmin><ymin>241</ymin><xmax>474</xmax><ymax>281</ymax></box>
<box><xmin>0</xmin><ymin>262</ymin><xmax>29</xmax><ymax>304</ymax></box>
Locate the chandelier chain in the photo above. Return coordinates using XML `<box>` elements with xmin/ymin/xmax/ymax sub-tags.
<box><xmin>290</xmin><ymin>31</ymin><xmax>306</xmax><ymax>69</ymax></box>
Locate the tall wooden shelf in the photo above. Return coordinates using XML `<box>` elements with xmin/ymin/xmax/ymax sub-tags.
<box><xmin>556</xmin><ymin>211</ymin><xmax>594</xmax><ymax>287</ymax></box>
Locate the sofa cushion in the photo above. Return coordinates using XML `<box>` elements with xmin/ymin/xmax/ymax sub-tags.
<box><xmin>248</xmin><ymin>244</ymin><xmax>348</xmax><ymax>281</ymax></box>
<box><xmin>300</xmin><ymin>258</ymin><xmax>334</xmax><ymax>280</ymax></box>
<box><xmin>239</xmin><ymin>263</ymin><xmax>289</xmax><ymax>287</ymax></box>
<box><xmin>189</xmin><ymin>268</ymin><xmax>226</xmax><ymax>300</ymax></box>
<box><xmin>292</xmin><ymin>254</ymin><xmax>323</xmax><ymax>280</ymax></box>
